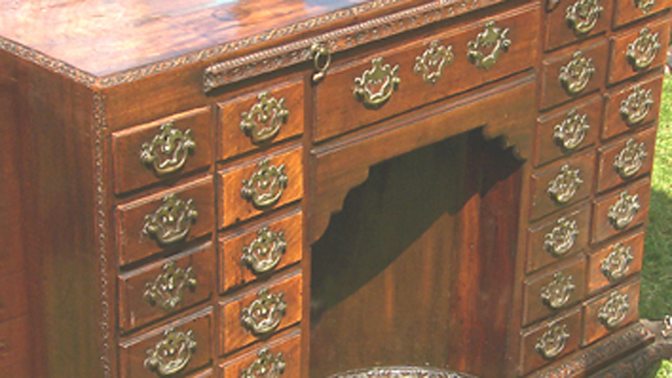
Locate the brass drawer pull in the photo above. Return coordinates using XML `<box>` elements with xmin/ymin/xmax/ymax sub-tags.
<box><xmin>608</xmin><ymin>191</ymin><xmax>641</xmax><ymax>230</ymax></box>
<box><xmin>544</xmin><ymin>217</ymin><xmax>580</xmax><ymax>257</ymax></box>
<box><xmin>535</xmin><ymin>323</ymin><xmax>570</xmax><ymax>360</ymax></box>
<box><xmin>620</xmin><ymin>84</ymin><xmax>654</xmax><ymax>126</ymax></box>
<box><xmin>635</xmin><ymin>0</ymin><xmax>655</xmax><ymax>13</ymax></box>
<box><xmin>311</xmin><ymin>42</ymin><xmax>332</xmax><ymax>83</ymax></box>
<box><xmin>598</xmin><ymin>291</ymin><xmax>630</xmax><ymax>328</ymax></box>
<box><xmin>242</xmin><ymin>226</ymin><xmax>287</xmax><ymax>275</ymax></box>
<box><xmin>467</xmin><ymin>21</ymin><xmax>511</xmax><ymax>70</ymax></box>
<box><xmin>553</xmin><ymin>108</ymin><xmax>591</xmax><ymax>151</ymax></box>
<box><xmin>626</xmin><ymin>27</ymin><xmax>661</xmax><ymax>71</ymax></box>
<box><xmin>559</xmin><ymin>51</ymin><xmax>595</xmax><ymax>96</ymax></box>
<box><xmin>414</xmin><ymin>40</ymin><xmax>454</xmax><ymax>84</ymax></box>
<box><xmin>353</xmin><ymin>57</ymin><xmax>400</xmax><ymax>109</ymax></box>
<box><xmin>241</xmin><ymin>158</ymin><xmax>289</xmax><ymax>209</ymax></box>
<box><xmin>547</xmin><ymin>164</ymin><xmax>583</xmax><ymax>204</ymax></box>
<box><xmin>565</xmin><ymin>0</ymin><xmax>603</xmax><ymax>36</ymax></box>
<box><xmin>144</xmin><ymin>328</ymin><xmax>197</xmax><ymax>376</ymax></box>
<box><xmin>143</xmin><ymin>194</ymin><xmax>199</xmax><ymax>245</ymax></box>
<box><xmin>540</xmin><ymin>272</ymin><xmax>576</xmax><ymax>309</ymax></box>
<box><xmin>241</xmin><ymin>288</ymin><xmax>287</xmax><ymax>336</ymax></box>
<box><xmin>143</xmin><ymin>261</ymin><xmax>197</xmax><ymax>311</ymax></box>
<box><xmin>240</xmin><ymin>92</ymin><xmax>289</xmax><ymax>145</ymax></box>
<box><xmin>241</xmin><ymin>347</ymin><xmax>287</xmax><ymax>378</ymax></box>
<box><xmin>601</xmin><ymin>242</ymin><xmax>634</xmax><ymax>281</ymax></box>
<box><xmin>140</xmin><ymin>122</ymin><xmax>196</xmax><ymax>176</ymax></box>
<box><xmin>613</xmin><ymin>138</ymin><xmax>647</xmax><ymax>179</ymax></box>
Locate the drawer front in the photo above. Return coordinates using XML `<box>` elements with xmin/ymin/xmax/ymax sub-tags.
<box><xmin>603</xmin><ymin>74</ymin><xmax>663</xmax><ymax>140</ymax></box>
<box><xmin>218</xmin><ymin>147</ymin><xmax>303</xmax><ymax>228</ymax></box>
<box><xmin>219</xmin><ymin>331</ymin><xmax>301</xmax><ymax>378</ymax></box>
<box><xmin>0</xmin><ymin>316</ymin><xmax>30</xmax><ymax>376</ymax></box>
<box><xmin>588</xmin><ymin>231</ymin><xmax>645</xmax><ymax>293</ymax></box>
<box><xmin>119</xmin><ymin>308</ymin><xmax>213</xmax><ymax>378</ymax></box>
<box><xmin>596</xmin><ymin>126</ymin><xmax>656</xmax><ymax>193</ymax></box>
<box><xmin>118</xmin><ymin>242</ymin><xmax>215</xmax><ymax>333</ymax></box>
<box><xmin>112</xmin><ymin>107</ymin><xmax>213</xmax><ymax>194</ymax></box>
<box><xmin>540</xmin><ymin>39</ymin><xmax>609</xmax><ymax>110</ymax></box>
<box><xmin>544</xmin><ymin>0</ymin><xmax>613</xmax><ymax>51</ymax></box>
<box><xmin>219</xmin><ymin>211</ymin><xmax>303</xmax><ymax>293</ymax></box>
<box><xmin>217</xmin><ymin>79</ymin><xmax>304</xmax><ymax>161</ymax></box>
<box><xmin>0</xmin><ymin>271</ymin><xmax>28</xmax><ymax>323</ymax></box>
<box><xmin>523</xmin><ymin>256</ymin><xmax>587</xmax><ymax>326</ymax></box>
<box><xmin>529</xmin><ymin>150</ymin><xmax>596</xmax><ymax>221</ymax></box>
<box><xmin>520</xmin><ymin>309</ymin><xmax>582</xmax><ymax>375</ymax></box>
<box><xmin>591</xmin><ymin>177</ymin><xmax>651</xmax><ymax>244</ymax></box>
<box><xmin>115</xmin><ymin>176</ymin><xmax>215</xmax><ymax>266</ymax></box>
<box><xmin>608</xmin><ymin>18</ymin><xmax>671</xmax><ymax>85</ymax></box>
<box><xmin>582</xmin><ymin>280</ymin><xmax>640</xmax><ymax>345</ymax></box>
<box><xmin>534</xmin><ymin>95</ymin><xmax>602</xmax><ymax>167</ymax></box>
<box><xmin>613</xmin><ymin>0</ymin><xmax>672</xmax><ymax>29</ymax></box>
<box><xmin>219</xmin><ymin>272</ymin><xmax>302</xmax><ymax>355</ymax></box>
<box><xmin>314</xmin><ymin>4</ymin><xmax>539</xmax><ymax>141</ymax></box>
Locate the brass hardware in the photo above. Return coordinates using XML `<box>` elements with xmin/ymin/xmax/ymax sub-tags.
<box><xmin>626</xmin><ymin>27</ymin><xmax>661</xmax><ymax>71</ymax></box>
<box><xmin>541</xmin><ymin>272</ymin><xmax>576</xmax><ymax>310</ymax></box>
<box><xmin>565</xmin><ymin>0</ymin><xmax>603</xmax><ymax>36</ymax></box>
<box><xmin>559</xmin><ymin>50</ymin><xmax>595</xmax><ymax>96</ymax></box>
<box><xmin>553</xmin><ymin>108</ymin><xmax>591</xmax><ymax>151</ymax></box>
<box><xmin>240</xmin><ymin>92</ymin><xmax>289</xmax><ymax>145</ymax></box>
<box><xmin>241</xmin><ymin>226</ymin><xmax>287</xmax><ymax>275</ymax></box>
<box><xmin>547</xmin><ymin>164</ymin><xmax>583</xmax><ymax>204</ymax></box>
<box><xmin>140</xmin><ymin>122</ymin><xmax>196</xmax><ymax>176</ymax></box>
<box><xmin>620</xmin><ymin>84</ymin><xmax>654</xmax><ymax>126</ymax></box>
<box><xmin>144</xmin><ymin>328</ymin><xmax>197</xmax><ymax>376</ymax></box>
<box><xmin>311</xmin><ymin>42</ymin><xmax>332</xmax><ymax>83</ymax></box>
<box><xmin>598</xmin><ymin>291</ymin><xmax>630</xmax><ymax>329</ymax></box>
<box><xmin>467</xmin><ymin>21</ymin><xmax>512</xmax><ymax>70</ymax></box>
<box><xmin>544</xmin><ymin>217</ymin><xmax>580</xmax><ymax>257</ymax></box>
<box><xmin>414</xmin><ymin>40</ymin><xmax>454</xmax><ymax>84</ymax></box>
<box><xmin>635</xmin><ymin>0</ymin><xmax>655</xmax><ymax>13</ymax></box>
<box><xmin>241</xmin><ymin>288</ymin><xmax>287</xmax><ymax>336</ymax></box>
<box><xmin>613</xmin><ymin>138</ymin><xmax>647</xmax><ymax>179</ymax></box>
<box><xmin>144</xmin><ymin>261</ymin><xmax>197</xmax><ymax>311</ymax></box>
<box><xmin>535</xmin><ymin>323</ymin><xmax>570</xmax><ymax>360</ymax></box>
<box><xmin>353</xmin><ymin>57</ymin><xmax>401</xmax><ymax>109</ymax></box>
<box><xmin>608</xmin><ymin>191</ymin><xmax>641</xmax><ymax>230</ymax></box>
<box><xmin>240</xmin><ymin>347</ymin><xmax>286</xmax><ymax>378</ymax></box>
<box><xmin>241</xmin><ymin>158</ymin><xmax>289</xmax><ymax>209</ymax></box>
<box><xmin>143</xmin><ymin>194</ymin><xmax>199</xmax><ymax>245</ymax></box>
<box><xmin>601</xmin><ymin>242</ymin><xmax>634</xmax><ymax>282</ymax></box>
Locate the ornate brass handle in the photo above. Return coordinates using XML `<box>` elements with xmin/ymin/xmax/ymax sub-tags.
<box><xmin>601</xmin><ymin>243</ymin><xmax>634</xmax><ymax>281</ymax></box>
<box><xmin>544</xmin><ymin>217</ymin><xmax>580</xmax><ymax>257</ymax></box>
<box><xmin>626</xmin><ymin>28</ymin><xmax>661</xmax><ymax>71</ymax></box>
<box><xmin>598</xmin><ymin>292</ymin><xmax>630</xmax><ymax>329</ymax></box>
<box><xmin>613</xmin><ymin>138</ymin><xmax>647</xmax><ymax>179</ymax></box>
<box><xmin>143</xmin><ymin>194</ymin><xmax>199</xmax><ymax>245</ymax></box>
<box><xmin>467</xmin><ymin>21</ymin><xmax>512</xmax><ymax>70</ymax></box>
<box><xmin>635</xmin><ymin>0</ymin><xmax>655</xmax><ymax>13</ymax></box>
<box><xmin>140</xmin><ymin>122</ymin><xmax>196</xmax><ymax>176</ymax></box>
<box><xmin>241</xmin><ymin>226</ymin><xmax>287</xmax><ymax>275</ymax></box>
<box><xmin>311</xmin><ymin>42</ymin><xmax>332</xmax><ymax>83</ymax></box>
<box><xmin>535</xmin><ymin>323</ymin><xmax>570</xmax><ymax>360</ymax></box>
<box><xmin>565</xmin><ymin>0</ymin><xmax>603</xmax><ymax>36</ymax></box>
<box><xmin>353</xmin><ymin>57</ymin><xmax>400</xmax><ymax>109</ymax></box>
<box><xmin>144</xmin><ymin>328</ymin><xmax>197</xmax><ymax>376</ymax></box>
<box><xmin>240</xmin><ymin>347</ymin><xmax>286</xmax><ymax>378</ymax></box>
<box><xmin>608</xmin><ymin>191</ymin><xmax>641</xmax><ymax>230</ymax></box>
<box><xmin>143</xmin><ymin>261</ymin><xmax>197</xmax><ymax>311</ymax></box>
<box><xmin>547</xmin><ymin>164</ymin><xmax>584</xmax><ymax>204</ymax></box>
<box><xmin>553</xmin><ymin>108</ymin><xmax>591</xmax><ymax>151</ymax></box>
<box><xmin>241</xmin><ymin>288</ymin><xmax>287</xmax><ymax>336</ymax></box>
<box><xmin>240</xmin><ymin>92</ymin><xmax>289</xmax><ymax>145</ymax></box>
<box><xmin>620</xmin><ymin>85</ymin><xmax>654</xmax><ymax>126</ymax></box>
<box><xmin>559</xmin><ymin>51</ymin><xmax>595</xmax><ymax>96</ymax></box>
<box><xmin>414</xmin><ymin>40</ymin><xmax>454</xmax><ymax>84</ymax></box>
<box><xmin>241</xmin><ymin>158</ymin><xmax>289</xmax><ymax>209</ymax></box>
<box><xmin>540</xmin><ymin>272</ymin><xmax>576</xmax><ymax>310</ymax></box>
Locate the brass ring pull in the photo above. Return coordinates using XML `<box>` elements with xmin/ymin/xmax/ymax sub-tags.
<box><xmin>143</xmin><ymin>194</ymin><xmax>199</xmax><ymax>245</ymax></box>
<box><xmin>626</xmin><ymin>27</ymin><xmax>661</xmax><ymax>71</ymax></box>
<box><xmin>535</xmin><ymin>323</ymin><xmax>570</xmax><ymax>360</ymax></box>
<box><xmin>241</xmin><ymin>288</ymin><xmax>288</xmax><ymax>336</ymax></box>
<box><xmin>353</xmin><ymin>57</ymin><xmax>401</xmax><ymax>109</ymax></box>
<box><xmin>540</xmin><ymin>272</ymin><xmax>576</xmax><ymax>309</ymax></box>
<box><xmin>544</xmin><ymin>217</ymin><xmax>580</xmax><ymax>257</ymax></box>
<box><xmin>144</xmin><ymin>328</ymin><xmax>197</xmax><ymax>376</ymax></box>
<box><xmin>414</xmin><ymin>40</ymin><xmax>454</xmax><ymax>84</ymax></box>
<box><xmin>547</xmin><ymin>164</ymin><xmax>584</xmax><ymax>204</ymax></box>
<box><xmin>608</xmin><ymin>191</ymin><xmax>641</xmax><ymax>230</ymax></box>
<box><xmin>601</xmin><ymin>243</ymin><xmax>634</xmax><ymax>281</ymax></box>
<box><xmin>311</xmin><ymin>42</ymin><xmax>332</xmax><ymax>83</ymax></box>
<box><xmin>620</xmin><ymin>85</ymin><xmax>654</xmax><ymax>126</ymax></box>
<box><xmin>553</xmin><ymin>108</ymin><xmax>591</xmax><ymax>151</ymax></box>
<box><xmin>565</xmin><ymin>0</ymin><xmax>603</xmax><ymax>36</ymax></box>
<box><xmin>240</xmin><ymin>92</ymin><xmax>289</xmax><ymax>145</ymax></box>
<box><xmin>613</xmin><ymin>138</ymin><xmax>647</xmax><ymax>179</ymax></box>
<box><xmin>467</xmin><ymin>21</ymin><xmax>512</xmax><ymax>70</ymax></box>
<box><xmin>241</xmin><ymin>226</ymin><xmax>287</xmax><ymax>275</ymax></box>
<box><xmin>143</xmin><ymin>261</ymin><xmax>197</xmax><ymax>311</ymax></box>
<box><xmin>241</xmin><ymin>158</ymin><xmax>289</xmax><ymax>209</ymax></box>
<box><xmin>598</xmin><ymin>292</ymin><xmax>630</xmax><ymax>329</ymax></box>
<box><xmin>559</xmin><ymin>50</ymin><xmax>595</xmax><ymax>96</ymax></box>
<box><xmin>240</xmin><ymin>347</ymin><xmax>286</xmax><ymax>378</ymax></box>
<box><xmin>140</xmin><ymin>122</ymin><xmax>196</xmax><ymax>176</ymax></box>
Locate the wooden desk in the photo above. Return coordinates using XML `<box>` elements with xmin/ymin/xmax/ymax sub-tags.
<box><xmin>0</xmin><ymin>0</ymin><xmax>669</xmax><ymax>376</ymax></box>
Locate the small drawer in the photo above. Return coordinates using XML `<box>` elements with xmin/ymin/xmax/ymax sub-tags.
<box><xmin>588</xmin><ymin>231</ymin><xmax>645</xmax><ymax>293</ymax></box>
<box><xmin>218</xmin><ymin>147</ymin><xmax>303</xmax><ymax>228</ymax></box>
<box><xmin>596</xmin><ymin>126</ymin><xmax>656</xmax><ymax>193</ymax></box>
<box><xmin>112</xmin><ymin>107</ymin><xmax>214</xmax><ymax>194</ymax></box>
<box><xmin>529</xmin><ymin>150</ymin><xmax>596</xmax><ymax>221</ymax></box>
<box><xmin>217</xmin><ymin>79</ymin><xmax>304</xmax><ymax>161</ymax></box>
<box><xmin>219</xmin><ymin>210</ymin><xmax>303</xmax><ymax>293</ymax></box>
<box><xmin>607</xmin><ymin>18</ymin><xmax>670</xmax><ymax>85</ymax></box>
<box><xmin>314</xmin><ymin>3</ymin><xmax>539</xmax><ymax>141</ymax></box>
<box><xmin>219</xmin><ymin>331</ymin><xmax>301</xmax><ymax>377</ymax></box>
<box><xmin>540</xmin><ymin>39</ymin><xmax>609</xmax><ymax>110</ymax></box>
<box><xmin>582</xmin><ymin>280</ymin><xmax>640</xmax><ymax>345</ymax></box>
<box><xmin>118</xmin><ymin>242</ymin><xmax>215</xmax><ymax>333</ymax></box>
<box><xmin>119</xmin><ymin>308</ymin><xmax>213</xmax><ymax>378</ymax></box>
<box><xmin>519</xmin><ymin>309</ymin><xmax>582</xmax><ymax>375</ymax></box>
<box><xmin>523</xmin><ymin>256</ymin><xmax>587</xmax><ymax>326</ymax></box>
<box><xmin>534</xmin><ymin>95</ymin><xmax>602</xmax><ymax>167</ymax></box>
<box><xmin>603</xmin><ymin>74</ymin><xmax>663</xmax><ymax>140</ymax></box>
<box><xmin>115</xmin><ymin>176</ymin><xmax>215</xmax><ymax>266</ymax></box>
<box><xmin>0</xmin><ymin>316</ymin><xmax>30</xmax><ymax>376</ymax></box>
<box><xmin>544</xmin><ymin>0</ymin><xmax>613</xmax><ymax>51</ymax></box>
<box><xmin>0</xmin><ymin>270</ymin><xmax>28</xmax><ymax>323</ymax></box>
<box><xmin>613</xmin><ymin>0</ymin><xmax>672</xmax><ymax>29</ymax></box>
<box><xmin>218</xmin><ymin>272</ymin><xmax>302</xmax><ymax>355</ymax></box>
<box><xmin>591</xmin><ymin>177</ymin><xmax>651</xmax><ymax>244</ymax></box>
